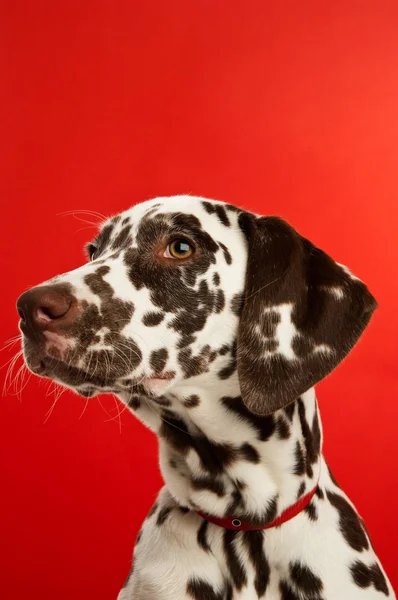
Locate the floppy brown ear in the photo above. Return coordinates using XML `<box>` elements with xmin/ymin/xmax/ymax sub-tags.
<box><xmin>237</xmin><ymin>213</ymin><xmax>377</xmax><ymax>416</ymax></box>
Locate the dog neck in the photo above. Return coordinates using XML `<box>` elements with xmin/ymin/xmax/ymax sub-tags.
<box><xmin>120</xmin><ymin>374</ymin><xmax>322</xmax><ymax>525</ymax></box>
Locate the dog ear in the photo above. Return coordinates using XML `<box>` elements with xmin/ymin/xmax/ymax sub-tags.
<box><xmin>237</xmin><ymin>213</ymin><xmax>377</xmax><ymax>416</ymax></box>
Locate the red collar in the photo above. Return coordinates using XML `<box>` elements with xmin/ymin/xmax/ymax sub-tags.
<box><xmin>197</xmin><ymin>485</ymin><xmax>318</xmax><ymax>531</ymax></box>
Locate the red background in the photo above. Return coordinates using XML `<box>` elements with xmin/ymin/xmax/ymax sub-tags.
<box><xmin>1</xmin><ymin>1</ymin><xmax>398</xmax><ymax>597</ymax></box>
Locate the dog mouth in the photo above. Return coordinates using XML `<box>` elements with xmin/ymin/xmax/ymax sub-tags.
<box><xmin>25</xmin><ymin>352</ymin><xmax>116</xmax><ymax>390</ymax></box>
<box><xmin>22</xmin><ymin>340</ymin><xmax>176</xmax><ymax>397</ymax></box>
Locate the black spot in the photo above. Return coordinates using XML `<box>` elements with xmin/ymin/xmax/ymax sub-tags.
<box><xmin>128</xmin><ymin>394</ymin><xmax>141</xmax><ymax>410</ymax></box>
<box><xmin>240</xmin><ymin>443</ymin><xmax>260</xmax><ymax>463</ymax></box>
<box><xmin>304</xmin><ymin>501</ymin><xmax>318</xmax><ymax>521</ymax></box>
<box><xmin>290</xmin><ymin>561</ymin><xmax>323</xmax><ymax>595</ymax></box>
<box><xmin>192</xmin><ymin>477</ymin><xmax>225</xmax><ymax>497</ymax></box>
<box><xmin>156</xmin><ymin>506</ymin><xmax>171</xmax><ymax>526</ymax></box>
<box><xmin>197</xmin><ymin>520</ymin><xmax>211</xmax><ymax>552</ymax></box>
<box><xmin>111</xmin><ymin>225</ymin><xmax>132</xmax><ymax>250</ymax></box>
<box><xmin>276</xmin><ymin>416</ymin><xmax>291</xmax><ymax>439</ymax></box>
<box><xmin>315</xmin><ymin>487</ymin><xmax>325</xmax><ymax>500</ymax></box>
<box><xmin>231</xmin><ymin>293</ymin><xmax>244</xmax><ymax>316</ymax></box>
<box><xmin>159</xmin><ymin>414</ymin><xmax>191</xmax><ymax>453</ymax></box>
<box><xmin>219</xmin><ymin>242</ymin><xmax>232</xmax><ymax>265</ymax></box>
<box><xmin>280</xmin><ymin>581</ymin><xmax>300</xmax><ymax>600</ymax></box>
<box><xmin>213</xmin><ymin>272</ymin><xmax>221</xmax><ymax>286</ymax></box>
<box><xmin>150</xmin><ymin>348</ymin><xmax>168</xmax><ymax>373</ymax></box>
<box><xmin>225</xmin><ymin>203</ymin><xmax>240</xmax><ymax>213</ymax></box>
<box><xmin>350</xmin><ymin>560</ymin><xmax>389</xmax><ymax>596</ymax></box>
<box><xmin>242</xmin><ymin>530</ymin><xmax>270</xmax><ymax>596</ymax></box>
<box><xmin>187</xmin><ymin>579</ymin><xmax>224</xmax><ymax>600</ymax></box>
<box><xmin>284</xmin><ymin>402</ymin><xmax>296</xmax><ymax>421</ymax></box>
<box><xmin>215</xmin><ymin>204</ymin><xmax>231</xmax><ymax>227</ymax></box>
<box><xmin>215</xmin><ymin>289</ymin><xmax>225</xmax><ymax>313</ymax></box>
<box><xmin>183</xmin><ymin>394</ymin><xmax>200</xmax><ymax>408</ymax></box>
<box><xmin>298</xmin><ymin>398</ymin><xmax>320</xmax><ymax>478</ymax></box>
<box><xmin>142</xmin><ymin>311</ymin><xmax>165</xmax><ymax>326</ymax></box>
<box><xmin>218</xmin><ymin>342</ymin><xmax>237</xmax><ymax>379</ymax></box>
<box><xmin>297</xmin><ymin>481</ymin><xmax>306</xmax><ymax>499</ymax></box>
<box><xmin>293</xmin><ymin>441</ymin><xmax>306</xmax><ymax>476</ymax></box>
<box><xmin>218</xmin><ymin>359</ymin><xmax>237</xmax><ymax>380</ymax></box>
<box><xmin>327</xmin><ymin>491</ymin><xmax>369</xmax><ymax>552</ymax></box>
<box><xmin>221</xmin><ymin>396</ymin><xmax>275</xmax><ymax>442</ymax></box>
<box><xmin>201</xmin><ymin>200</ymin><xmax>217</xmax><ymax>215</ymax></box>
<box><xmin>224</xmin><ymin>530</ymin><xmax>247</xmax><ymax>590</ymax></box>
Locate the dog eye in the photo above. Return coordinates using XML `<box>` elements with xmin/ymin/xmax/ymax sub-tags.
<box><xmin>87</xmin><ymin>244</ymin><xmax>98</xmax><ymax>261</ymax></box>
<box><xmin>164</xmin><ymin>239</ymin><xmax>194</xmax><ymax>259</ymax></box>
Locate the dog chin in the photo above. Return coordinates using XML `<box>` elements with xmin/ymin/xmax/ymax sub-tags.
<box><xmin>142</xmin><ymin>377</ymin><xmax>173</xmax><ymax>395</ymax></box>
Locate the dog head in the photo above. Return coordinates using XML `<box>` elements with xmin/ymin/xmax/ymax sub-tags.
<box><xmin>17</xmin><ymin>196</ymin><xmax>376</xmax><ymax>412</ymax></box>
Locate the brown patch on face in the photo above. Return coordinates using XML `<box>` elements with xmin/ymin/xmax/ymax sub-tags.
<box><xmin>111</xmin><ymin>225</ymin><xmax>132</xmax><ymax>251</ymax></box>
<box><xmin>142</xmin><ymin>311</ymin><xmax>165</xmax><ymax>326</ymax></box>
<box><xmin>123</xmin><ymin>212</ymin><xmax>225</xmax><ymax>366</ymax></box>
<box><xmin>149</xmin><ymin>348</ymin><xmax>169</xmax><ymax>373</ymax></box>
<box><xmin>42</xmin><ymin>265</ymin><xmax>143</xmax><ymax>390</ymax></box>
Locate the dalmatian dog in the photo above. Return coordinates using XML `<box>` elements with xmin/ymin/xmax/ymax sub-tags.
<box><xmin>17</xmin><ymin>196</ymin><xmax>394</xmax><ymax>599</ymax></box>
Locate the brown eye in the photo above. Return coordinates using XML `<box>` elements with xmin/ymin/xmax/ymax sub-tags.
<box><xmin>165</xmin><ymin>239</ymin><xmax>194</xmax><ymax>259</ymax></box>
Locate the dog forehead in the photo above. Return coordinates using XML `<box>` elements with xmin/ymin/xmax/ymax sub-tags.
<box><xmin>128</xmin><ymin>195</ymin><xmax>223</xmax><ymax>219</ymax></box>
<box><xmin>106</xmin><ymin>195</ymin><xmax>240</xmax><ymax>239</ymax></box>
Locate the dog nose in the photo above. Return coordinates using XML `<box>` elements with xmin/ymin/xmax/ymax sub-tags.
<box><xmin>17</xmin><ymin>285</ymin><xmax>79</xmax><ymax>338</ymax></box>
